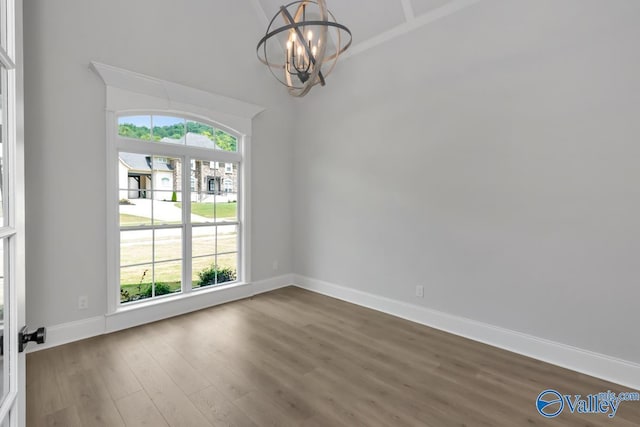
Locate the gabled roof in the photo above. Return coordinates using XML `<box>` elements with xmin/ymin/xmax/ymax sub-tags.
<box><xmin>161</xmin><ymin>132</ymin><xmax>220</xmax><ymax>150</ymax></box>
<box><xmin>119</xmin><ymin>152</ymin><xmax>173</xmax><ymax>172</ymax></box>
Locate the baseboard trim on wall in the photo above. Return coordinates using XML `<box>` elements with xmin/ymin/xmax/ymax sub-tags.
<box><xmin>25</xmin><ymin>316</ymin><xmax>106</xmax><ymax>353</ymax></box>
<box><xmin>27</xmin><ymin>274</ymin><xmax>293</xmax><ymax>353</ymax></box>
<box><xmin>293</xmin><ymin>274</ymin><xmax>640</xmax><ymax>391</ymax></box>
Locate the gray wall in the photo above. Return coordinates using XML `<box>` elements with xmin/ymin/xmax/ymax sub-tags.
<box><xmin>24</xmin><ymin>0</ymin><xmax>640</xmax><ymax>365</ymax></box>
<box><xmin>24</xmin><ymin>0</ymin><xmax>294</xmax><ymax>327</ymax></box>
<box><xmin>292</xmin><ymin>0</ymin><xmax>640</xmax><ymax>363</ymax></box>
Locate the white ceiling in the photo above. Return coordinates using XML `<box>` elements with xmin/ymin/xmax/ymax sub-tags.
<box><xmin>252</xmin><ymin>0</ymin><xmax>481</xmax><ymax>58</ymax></box>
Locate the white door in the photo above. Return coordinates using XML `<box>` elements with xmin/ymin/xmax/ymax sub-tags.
<box><xmin>0</xmin><ymin>0</ymin><xmax>26</xmax><ymax>425</ymax></box>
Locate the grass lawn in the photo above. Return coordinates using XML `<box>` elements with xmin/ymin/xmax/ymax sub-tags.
<box><xmin>175</xmin><ymin>202</ymin><xmax>237</xmax><ymax>219</ymax></box>
<box><xmin>121</xmin><ymin>281</ymin><xmax>181</xmax><ymax>302</ymax></box>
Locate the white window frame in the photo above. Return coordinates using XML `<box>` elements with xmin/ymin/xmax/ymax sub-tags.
<box><xmin>92</xmin><ymin>62</ymin><xmax>263</xmax><ymax>315</ymax></box>
<box><xmin>117</xmin><ymin>115</ymin><xmax>242</xmax><ymax>303</ymax></box>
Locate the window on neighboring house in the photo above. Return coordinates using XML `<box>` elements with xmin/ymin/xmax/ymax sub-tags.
<box><xmin>223</xmin><ymin>178</ymin><xmax>233</xmax><ymax>193</ymax></box>
<box><xmin>225</xmin><ymin>163</ymin><xmax>232</xmax><ymax>174</ymax></box>
<box><xmin>117</xmin><ymin>114</ymin><xmax>242</xmax><ymax>305</ymax></box>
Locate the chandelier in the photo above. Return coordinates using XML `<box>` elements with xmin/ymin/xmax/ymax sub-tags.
<box><xmin>257</xmin><ymin>0</ymin><xmax>352</xmax><ymax>97</ymax></box>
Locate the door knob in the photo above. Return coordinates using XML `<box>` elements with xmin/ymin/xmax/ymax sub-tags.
<box><xmin>18</xmin><ymin>326</ymin><xmax>46</xmax><ymax>353</ymax></box>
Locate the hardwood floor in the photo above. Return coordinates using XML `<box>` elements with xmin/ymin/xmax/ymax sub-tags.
<box><xmin>27</xmin><ymin>287</ymin><xmax>640</xmax><ymax>426</ymax></box>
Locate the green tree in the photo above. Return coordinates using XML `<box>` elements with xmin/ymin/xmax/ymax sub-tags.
<box><xmin>119</xmin><ymin>120</ymin><xmax>237</xmax><ymax>151</ymax></box>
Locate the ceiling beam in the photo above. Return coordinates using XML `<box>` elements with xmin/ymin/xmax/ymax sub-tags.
<box><xmin>343</xmin><ymin>0</ymin><xmax>483</xmax><ymax>60</ymax></box>
<box><xmin>400</xmin><ymin>0</ymin><xmax>415</xmax><ymax>22</ymax></box>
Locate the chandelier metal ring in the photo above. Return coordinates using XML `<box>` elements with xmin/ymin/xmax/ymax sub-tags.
<box><xmin>256</xmin><ymin>0</ymin><xmax>352</xmax><ymax>97</ymax></box>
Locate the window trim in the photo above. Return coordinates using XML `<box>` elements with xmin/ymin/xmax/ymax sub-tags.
<box><xmin>114</xmin><ymin>117</ymin><xmax>244</xmax><ymax>312</ymax></box>
<box><xmin>94</xmin><ymin>62</ymin><xmax>263</xmax><ymax>315</ymax></box>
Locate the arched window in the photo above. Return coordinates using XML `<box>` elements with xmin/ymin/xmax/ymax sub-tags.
<box><xmin>116</xmin><ymin>114</ymin><xmax>242</xmax><ymax>304</ymax></box>
<box><xmin>93</xmin><ymin>61</ymin><xmax>263</xmax><ymax>316</ymax></box>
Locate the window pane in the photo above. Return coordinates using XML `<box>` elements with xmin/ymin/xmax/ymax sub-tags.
<box><xmin>191</xmin><ymin>195</ymin><xmax>215</xmax><ymax>224</ymax></box>
<box><xmin>216</xmin><ymin>253</ymin><xmax>238</xmax><ymax>284</ymax></box>
<box><xmin>120</xmin><ymin>264</ymin><xmax>153</xmax><ymax>303</ymax></box>
<box><xmin>119</xmin><ymin>151</ymin><xmax>154</xmax><ymax>224</ymax></box>
<box><xmin>154</xmin><ymin>228</ymin><xmax>182</xmax><ymax>262</ymax></box>
<box><xmin>219</xmin><ymin>162</ymin><xmax>238</xmax><ymax>222</ymax></box>
<box><xmin>154</xmin><ymin>261</ymin><xmax>182</xmax><ymax>296</ymax></box>
<box><xmin>192</xmin><ymin>255</ymin><xmax>215</xmax><ymax>289</ymax></box>
<box><xmin>0</xmin><ymin>65</ymin><xmax>5</xmax><ymax>226</ymax></box>
<box><xmin>192</xmin><ymin>254</ymin><xmax>237</xmax><ymax>287</ymax></box>
<box><xmin>186</xmin><ymin>121</ymin><xmax>217</xmax><ymax>150</ymax></box>
<box><xmin>217</xmin><ymin>224</ymin><xmax>238</xmax><ymax>255</ymax></box>
<box><xmin>118</xmin><ymin>116</ymin><xmax>151</xmax><ymax>140</ymax></box>
<box><xmin>153</xmin><ymin>156</ymin><xmax>176</xmax><ymax>189</ymax></box>
<box><xmin>216</xmin><ymin>194</ymin><xmax>238</xmax><ymax>222</ymax></box>
<box><xmin>192</xmin><ymin>160</ymin><xmax>238</xmax><ymax>223</ymax></box>
<box><xmin>152</xmin><ymin>116</ymin><xmax>185</xmax><ymax>143</ymax></box>
<box><xmin>119</xmin><ymin>196</ymin><xmax>152</xmax><ymax>227</ymax></box>
<box><xmin>151</xmin><ymin>155</ymin><xmax>181</xmax><ymax>225</ymax></box>
<box><xmin>215</xmin><ymin>129</ymin><xmax>238</xmax><ymax>152</ymax></box>
<box><xmin>192</xmin><ymin>226</ymin><xmax>215</xmax><ymax>258</ymax></box>
<box><xmin>120</xmin><ymin>230</ymin><xmax>152</xmax><ymax>267</ymax></box>
<box><xmin>153</xmin><ymin>192</ymin><xmax>182</xmax><ymax>225</ymax></box>
<box><xmin>119</xmin><ymin>159</ymin><xmax>152</xmax><ymax>225</ymax></box>
<box><xmin>192</xmin><ymin>159</ymin><xmax>217</xmax><ymax>223</ymax></box>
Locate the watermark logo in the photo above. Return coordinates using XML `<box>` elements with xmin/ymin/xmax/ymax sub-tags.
<box><xmin>537</xmin><ymin>389</ymin><xmax>564</xmax><ymax>418</ymax></box>
<box><xmin>536</xmin><ymin>389</ymin><xmax>640</xmax><ymax>418</ymax></box>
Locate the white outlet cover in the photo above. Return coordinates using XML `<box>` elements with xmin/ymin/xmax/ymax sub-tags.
<box><xmin>78</xmin><ymin>296</ymin><xmax>88</xmax><ymax>309</ymax></box>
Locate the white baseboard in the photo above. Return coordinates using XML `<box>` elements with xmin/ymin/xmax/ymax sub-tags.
<box><xmin>26</xmin><ymin>316</ymin><xmax>106</xmax><ymax>353</ymax></box>
<box><xmin>293</xmin><ymin>274</ymin><xmax>640</xmax><ymax>391</ymax></box>
<box><xmin>27</xmin><ymin>274</ymin><xmax>294</xmax><ymax>353</ymax></box>
<box><xmin>251</xmin><ymin>273</ymin><xmax>294</xmax><ymax>295</ymax></box>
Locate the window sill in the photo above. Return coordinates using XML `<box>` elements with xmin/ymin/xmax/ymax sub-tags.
<box><xmin>105</xmin><ymin>281</ymin><xmax>252</xmax><ymax>332</ymax></box>
<box><xmin>112</xmin><ymin>281</ymin><xmax>249</xmax><ymax>314</ymax></box>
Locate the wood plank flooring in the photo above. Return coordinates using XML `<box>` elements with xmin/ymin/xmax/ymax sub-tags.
<box><xmin>26</xmin><ymin>287</ymin><xmax>640</xmax><ymax>426</ymax></box>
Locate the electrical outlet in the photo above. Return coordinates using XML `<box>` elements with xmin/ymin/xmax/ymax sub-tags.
<box><xmin>78</xmin><ymin>295</ymin><xmax>89</xmax><ymax>310</ymax></box>
<box><xmin>415</xmin><ymin>285</ymin><xmax>424</xmax><ymax>298</ymax></box>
